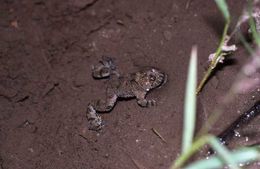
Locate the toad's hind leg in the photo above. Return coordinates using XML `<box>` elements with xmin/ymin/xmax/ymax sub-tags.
<box><xmin>87</xmin><ymin>93</ymin><xmax>118</xmax><ymax>131</ymax></box>
<box><xmin>95</xmin><ymin>93</ymin><xmax>118</xmax><ymax>112</ymax></box>
<box><xmin>87</xmin><ymin>105</ymin><xmax>103</xmax><ymax>131</ymax></box>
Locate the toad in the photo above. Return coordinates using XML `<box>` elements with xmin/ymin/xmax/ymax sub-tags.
<box><xmin>87</xmin><ymin>56</ymin><xmax>167</xmax><ymax>131</ymax></box>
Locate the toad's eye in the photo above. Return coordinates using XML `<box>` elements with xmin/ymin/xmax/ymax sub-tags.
<box><xmin>149</xmin><ymin>75</ymin><xmax>156</xmax><ymax>82</ymax></box>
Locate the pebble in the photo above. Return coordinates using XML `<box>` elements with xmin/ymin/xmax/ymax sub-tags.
<box><xmin>163</xmin><ymin>30</ymin><xmax>172</xmax><ymax>41</ymax></box>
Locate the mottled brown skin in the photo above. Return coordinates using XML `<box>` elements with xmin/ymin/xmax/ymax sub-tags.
<box><xmin>87</xmin><ymin>57</ymin><xmax>167</xmax><ymax>131</ymax></box>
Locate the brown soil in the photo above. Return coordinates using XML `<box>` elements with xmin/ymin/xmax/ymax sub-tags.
<box><xmin>0</xmin><ymin>0</ymin><xmax>259</xmax><ymax>169</ymax></box>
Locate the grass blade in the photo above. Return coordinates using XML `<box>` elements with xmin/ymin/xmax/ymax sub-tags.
<box><xmin>172</xmin><ymin>135</ymin><xmax>210</xmax><ymax>169</ymax></box>
<box><xmin>185</xmin><ymin>146</ymin><xmax>260</xmax><ymax>169</ymax></box>
<box><xmin>208</xmin><ymin>137</ymin><xmax>240</xmax><ymax>169</ymax></box>
<box><xmin>215</xmin><ymin>0</ymin><xmax>230</xmax><ymax>21</ymax></box>
<box><xmin>182</xmin><ymin>46</ymin><xmax>197</xmax><ymax>153</ymax></box>
<box><xmin>248</xmin><ymin>3</ymin><xmax>260</xmax><ymax>46</ymax></box>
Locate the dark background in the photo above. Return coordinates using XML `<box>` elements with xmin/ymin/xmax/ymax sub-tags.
<box><xmin>0</xmin><ymin>0</ymin><xmax>259</xmax><ymax>168</ymax></box>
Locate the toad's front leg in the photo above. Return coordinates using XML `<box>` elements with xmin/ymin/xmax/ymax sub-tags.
<box><xmin>92</xmin><ymin>56</ymin><xmax>116</xmax><ymax>79</ymax></box>
<box><xmin>135</xmin><ymin>91</ymin><xmax>156</xmax><ymax>107</ymax></box>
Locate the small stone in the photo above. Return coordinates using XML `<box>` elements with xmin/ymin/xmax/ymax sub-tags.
<box><xmin>104</xmin><ymin>154</ymin><xmax>109</xmax><ymax>158</ymax></box>
<box><xmin>28</xmin><ymin>148</ymin><xmax>34</xmax><ymax>153</ymax></box>
<box><xmin>116</xmin><ymin>20</ymin><xmax>124</xmax><ymax>25</ymax></box>
<box><xmin>10</xmin><ymin>20</ymin><xmax>18</xmax><ymax>28</ymax></box>
<box><xmin>163</xmin><ymin>30</ymin><xmax>172</xmax><ymax>41</ymax></box>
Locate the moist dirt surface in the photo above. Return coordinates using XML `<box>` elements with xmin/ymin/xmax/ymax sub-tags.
<box><xmin>0</xmin><ymin>0</ymin><xmax>260</xmax><ymax>169</ymax></box>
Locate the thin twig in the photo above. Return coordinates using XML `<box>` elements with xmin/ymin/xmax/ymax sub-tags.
<box><xmin>131</xmin><ymin>158</ymin><xmax>147</xmax><ymax>169</ymax></box>
<box><xmin>122</xmin><ymin>148</ymin><xmax>147</xmax><ymax>169</ymax></box>
<box><xmin>152</xmin><ymin>128</ymin><xmax>167</xmax><ymax>143</ymax></box>
<box><xmin>78</xmin><ymin>134</ymin><xmax>91</xmax><ymax>143</ymax></box>
<box><xmin>185</xmin><ymin>0</ymin><xmax>193</xmax><ymax>10</ymax></box>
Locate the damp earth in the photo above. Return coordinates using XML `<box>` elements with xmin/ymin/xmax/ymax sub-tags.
<box><xmin>0</xmin><ymin>0</ymin><xmax>259</xmax><ymax>169</ymax></box>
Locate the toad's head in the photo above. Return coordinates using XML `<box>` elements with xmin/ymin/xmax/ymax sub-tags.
<box><xmin>134</xmin><ymin>68</ymin><xmax>167</xmax><ymax>91</ymax></box>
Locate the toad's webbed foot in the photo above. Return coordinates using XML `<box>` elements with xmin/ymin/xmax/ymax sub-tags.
<box><xmin>87</xmin><ymin>105</ymin><xmax>103</xmax><ymax>131</ymax></box>
<box><xmin>92</xmin><ymin>56</ymin><xmax>116</xmax><ymax>79</ymax></box>
<box><xmin>135</xmin><ymin>91</ymin><xmax>156</xmax><ymax>107</ymax></box>
<box><xmin>137</xmin><ymin>98</ymin><xmax>156</xmax><ymax>107</ymax></box>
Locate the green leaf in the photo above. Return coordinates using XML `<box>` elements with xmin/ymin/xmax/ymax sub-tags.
<box><xmin>215</xmin><ymin>0</ymin><xmax>230</xmax><ymax>21</ymax></box>
<box><xmin>208</xmin><ymin>137</ymin><xmax>239</xmax><ymax>169</ymax></box>
<box><xmin>182</xmin><ymin>46</ymin><xmax>197</xmax><ymax>153</ymax></box>
<box><xmin>185</xmin><ymin>146</ymin><xmax>260</xmax><ymax>169</ymax></box>
<box><xmin>248</xmin><ymin>3</ymin><xmax>260</xmax><ymax>46</ymax></box>
<box><xmin>172</xmin><ymin>135</ymin><xmax>210</xmax><ymax>169</ymax></box>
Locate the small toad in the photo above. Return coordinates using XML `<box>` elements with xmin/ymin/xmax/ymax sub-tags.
<box><xmin>87</xmin><ymin>56</ymin><xmax>167</xmax><ymax>131</ymax></box>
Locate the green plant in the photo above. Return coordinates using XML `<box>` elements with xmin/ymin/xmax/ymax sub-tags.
<box><xmin>170</xmin><ymin>45</ymin><xmax>260</xmax><ymax>169</ymax></box>
<box><xmin>182</xmin><ymin>46</ymin><xmax>197</xmax><ymax>153</ymax></box>
<box><xmin>196</xmin><ymin>0</ymin><xmax>231</xmax><ymax>94</ymax></box>
<box><xmin>170</xmin><ymin>1</ymin><xmax>260</xmax><ymax>168</ymax></box>
<box><xmin>248</xmin><ymin>1</ymin><xmax>260</xmax><ymax>45</ymax></box>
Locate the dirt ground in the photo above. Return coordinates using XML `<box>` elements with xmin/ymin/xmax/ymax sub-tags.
<box><xmin>0</xmin><ymin>0</ymin><xmax>259</xmax><ymax>169</ymax></box>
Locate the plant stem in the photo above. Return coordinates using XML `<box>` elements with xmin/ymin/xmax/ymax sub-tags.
<box><xmin>171</xmin><ymin>135</ymin><xmax>211</xmax><ymax>169</ymax></box>
<box><xmin>196</xmin><ymin>66</ymin><xmax>213</xmax><ymax>94</ymax></box>
<box><xmin>196</xmin><ymin>20</ymin><xmax>230</xmax><ymax>94</ymax></box>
